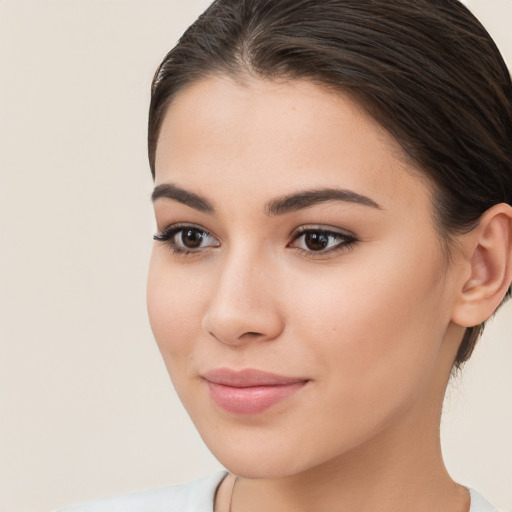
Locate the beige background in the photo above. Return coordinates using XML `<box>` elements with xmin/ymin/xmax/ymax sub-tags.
<box><xmin>0</xmin><ymin>1</ymin><xmax>510</xmax><ymax>511</ymax></box>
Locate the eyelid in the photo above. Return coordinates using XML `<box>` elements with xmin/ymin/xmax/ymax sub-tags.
<box><xmin>154</xmin><ymin>222</ymin><xmax>214</xmax><ymax>238</ymax></box>
<box><xmin>288</xmin><ymin>225</ymin><xmax>358</xmax><ymax>257</ymax></box>
<box><xmin>153</xmin><ymin>222</ymin><xmax>357</xmax><ymax>258</ymax></box>
<box><xmin>291</xmin><ymin>224</ymin><xmax>355</xmax><ymax>238</ymax></box>
<box><xmin>153</xmin><ymin>222</ymin><xmax>220</xmax><ymax>255</ymax></box>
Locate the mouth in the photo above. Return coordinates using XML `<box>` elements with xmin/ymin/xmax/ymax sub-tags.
<box><xmin>202</xmin><ymin>368</ymin><xmax>309</xmax><ymax>415</ymax></box>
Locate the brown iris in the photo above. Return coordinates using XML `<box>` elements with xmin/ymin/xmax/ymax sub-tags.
<box><xmin>181</xmin><ymin>228</ymin><xmax>205</xmax><ymax>248</ymax></box>
<box><xmin>304</xmin><ymin>232</ymin><xmax>329</xmax><ymax>251</ymax></box>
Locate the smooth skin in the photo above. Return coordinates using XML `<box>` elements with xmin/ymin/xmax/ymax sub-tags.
<box><xmin>147</xmin><ymin>76</ymin><xmax>512</xmax><ymax>512</ymax></box>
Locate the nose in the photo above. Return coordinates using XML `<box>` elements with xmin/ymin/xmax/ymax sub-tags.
<box><xmin>201</xmin><ymin>249</ymin><xmax>285</xmax><ymax>346</ymax></box>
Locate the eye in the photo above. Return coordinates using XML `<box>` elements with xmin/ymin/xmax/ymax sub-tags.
<box><xmin>289</xmin><ymin>227</ymin><xmax>357</xmax><ymax>255</ymax></box>
<box><xmin>153</xmin><ymin>224</ymin><xmax>220</xmax><ymax>255</ymax></box>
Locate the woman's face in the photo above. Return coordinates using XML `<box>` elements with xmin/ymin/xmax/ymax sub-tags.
<box><xmin>147</xmin><ymin>76</ymin><xmax>463</xmax><ymax>478</ymax></box>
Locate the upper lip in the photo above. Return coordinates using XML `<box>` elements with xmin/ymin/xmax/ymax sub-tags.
<box><xmin>202</xmin><ymin>368</ymin><xmax>308</xmax><ymax>387</ymax></box>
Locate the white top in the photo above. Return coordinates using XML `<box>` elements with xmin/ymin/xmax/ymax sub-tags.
<box><xmin>57</xmin><ymin>471</ymin><xmax>500</xmax><ymax>512</ymax></box>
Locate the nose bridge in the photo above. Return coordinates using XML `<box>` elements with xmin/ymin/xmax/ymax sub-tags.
<box><xmin>202</xmin><ymin>241</ymin><xmax>283</xmax><ymax>345</ymax></box>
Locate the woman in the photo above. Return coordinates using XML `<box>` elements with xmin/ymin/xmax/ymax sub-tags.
<box><xmin>61</xmin><ymin>0</ymin><xmax>512</xmax><ymax>510</ymax></box>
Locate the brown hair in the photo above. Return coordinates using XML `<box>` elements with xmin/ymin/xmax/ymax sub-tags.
<box><xmin>148</xmin><ymin>0</ymin><xmax>512</xmax><ymax>368</ymax></box>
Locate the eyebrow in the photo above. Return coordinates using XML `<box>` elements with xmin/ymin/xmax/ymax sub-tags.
<box><xmin>265</xmin><ymin>188</ymin><xmax>382</xmax><ymax>215</ymax></box>
<box><xmin>151</xmin><ymin>183</ymin><xmax>215</xmax><ymax>213</ymax></box>
<box><xmin>151</xmin><ymin>183</ymin><xmax>381</xmax><ymax>215</ymax></box>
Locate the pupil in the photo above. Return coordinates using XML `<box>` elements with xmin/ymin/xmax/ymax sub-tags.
<box><xmin>182</xmin><ymin>229</ymin><xmax>204</xmax><ymax>248</ymax></box>
<box><xmin>305</xmin><ymin>232</ymin><xmax>328</xmax><ymax>251</ymax></box>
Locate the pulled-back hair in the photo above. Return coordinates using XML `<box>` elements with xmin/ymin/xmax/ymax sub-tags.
<box><xmin>148</xmin><ymin>0</ymin><xmax>512</xmax><ymax>368</ymax></box>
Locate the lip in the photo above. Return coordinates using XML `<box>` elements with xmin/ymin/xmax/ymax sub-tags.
<box><xmin>202</xmin><ymin>368</ymin><xmax>309</xmax><ymax>415</ymax></box>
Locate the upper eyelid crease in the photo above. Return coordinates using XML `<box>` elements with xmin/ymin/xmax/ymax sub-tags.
<box><xmin>293</xmin><ymin>225</ymin><xmax>354</xmax><ymax>235</ymax></box>
<box><xmin>155</xmin><ymin>224</ymin><xmax>216</xmax><ymax>239</ymax></box>
<box><xmin>151</xmin><ymin>184</ymin><xmax>382</xmax><ymax>216</ymax></box>
<box><xmin>291</xmin><ymin>228</ymin><xmax>356</xmax><ymax>244</ymax></box>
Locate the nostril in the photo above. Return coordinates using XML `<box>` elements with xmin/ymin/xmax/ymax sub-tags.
<box><xmin>241</xmin><ymin>331</ymin><xmax>263</xmax><ymax>338</ymax></box>
<box><xmin>208</xmin><ymin>330</ymin><xmax>263</xmax><ymax>344</ymax></box>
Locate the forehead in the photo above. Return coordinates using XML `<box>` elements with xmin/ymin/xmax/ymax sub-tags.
<box><xmin>154</xmin><ymin>75</ymin><xmax>433</xmax><ymax>216</ymax></box>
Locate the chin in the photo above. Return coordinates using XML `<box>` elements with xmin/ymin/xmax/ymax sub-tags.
<box><xmin>213</xmin><ymin>449</ymin><xmax>310</xmax><ymax>480</ymax></box>
<box><xmin>193</xmin><ymin>424</ymin><xmax>304</xmax><ymax>478</ymax></box>
<box><xmin>196</xmin><ymin>422</ymin><xmax>346</xmax><ymax>480</ymax></box>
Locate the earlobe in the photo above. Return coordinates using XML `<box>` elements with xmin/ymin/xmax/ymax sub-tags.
<box><xmin>451</xmin><ymin>203</ymin><xmax>512</xmax><ymax>328</ymax></box>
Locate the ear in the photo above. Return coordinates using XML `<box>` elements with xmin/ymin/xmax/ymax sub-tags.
<box><xmin>451</xmin><ymin>203</ymin><xmax>512</xmax><ymax>328</ymax></box>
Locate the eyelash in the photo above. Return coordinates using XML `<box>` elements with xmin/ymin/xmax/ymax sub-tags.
<box><xmin>289</xmin><ymin>226</ymin><xmax>357</xmax><ymax>256</ymax></box>
<box><xmin>153</xmin><ymin>224</ymin><xmax>358</xmax><ymax>257</ymax></box>
<box><xmin>153</xmin><ymin>224</ymin><xmax>219</xmax><ymax>256</ymax></box>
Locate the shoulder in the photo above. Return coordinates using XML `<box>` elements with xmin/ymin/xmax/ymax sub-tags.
<box><xmin>55</xmin><ymin>471</ymin><xmax>228</xmax><ymax>512</ymax></box>
<box><xmin>469</xmin><ymin>488</ymin><xmax>502</xmax><ymax>512</ymax></box>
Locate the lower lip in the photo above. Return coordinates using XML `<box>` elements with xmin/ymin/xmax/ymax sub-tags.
<box><xmin>206</xmin><ymin>381</ymin><xmax>307</xmax><ymax>415</ymax></box>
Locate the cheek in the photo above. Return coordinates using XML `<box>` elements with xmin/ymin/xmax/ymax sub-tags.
<box><xmin>147</xmin><ymin>251</ymin><xmax>208</xmax><ymax>368</ymax></box>
<box><xmin>272</xmin><ymin>247</ymin><xmax>451</xmax><ymax>455</ymax></box>
<box><xmin>287</xmin><ymin>242</ymin><xmax>450</xmax><ymax>388</ymax></box>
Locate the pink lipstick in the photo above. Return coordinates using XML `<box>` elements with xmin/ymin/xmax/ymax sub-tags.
<box><xmin>203</xmin><ymin>368</ymin><xmax>308</xmax><ymax>415</ymax></box>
